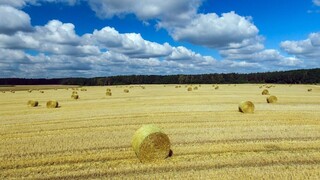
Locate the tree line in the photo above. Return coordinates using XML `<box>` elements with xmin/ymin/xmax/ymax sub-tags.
<box><xmin>1</xmin><ymin>68</ymin><xmax>319</xmax><ymax>86</ymax></box>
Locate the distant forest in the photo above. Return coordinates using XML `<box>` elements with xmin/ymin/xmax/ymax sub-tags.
<box><xmin>1</xmin><ymin>68</ymin><xmax>319</xmax><ymax>86</ymax></box>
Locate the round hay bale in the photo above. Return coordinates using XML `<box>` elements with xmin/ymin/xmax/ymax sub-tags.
<box><xmin>215</xmin><ymin>86</ymin><xmax>219</xmax><ymax>90</ymax></box>
<box><xmin>80</xmin><ymin>88</ymin><xmax>87</xmax><ymax>91</ymax></box>
<box><xmin>40</xmin><ymin>90</ymin><xmax>44</xmax><ymax>93</ymax></box>
<box><xmin>106</xmin><ymin>91</ymin><xmax>112</xmax><ymax>96</ymax></box>
<box><xmin>193</xmin><ymin>86</ymin><xmax>198</xmax><ymax>90</ymax></box>
<box><xmin>106</xmin><ymin>88</ymin><xmax>111</xmax><ymax>92</ymax></box>
<box><xmin>267</xmin><ymin>95</ymin><xmax>278</xmax><ymax>103</ymax></box>
<box><xmin>238</xmin><ymin>101</ymin><xmax>255</xmax><ymax>113</ymax></box>
<box><xmin>132</xmin><ymin>125</ymin><xmax>171</xmax><ymax>163</ymax></box>
<box><xmin>46</xmin><ymin>100</ymin><xmax>59</xmax><ymax>108</ymax></box>
<box><xmin>27</xmin><ymin>100</ymin><xmax>38</xmax><ymax>107</ymax></box>
<box><xmin>187</xmin><ymin>87</ymin><xmax>192</xmax><ymax>91</ymax></box>
<box><xmin>124</xmin><ymin>89</ymin><xmax>129</xmax><ymax>93</ymax></box>
<box><xmin>72</xmin><ymin>91</ymin><xmax>78</xmax><ymax>95</ymax></box>
<box><xmin>261</xmin><ymin>89</ymin><xmax>269</xmax><ymax>95</ymax></box>
<box><xmin>28</xmin><ymin>89</ymin><xmax>32</xmax><ymax>93</ymax></box>
<box><xmin>2</xmin><ymin>91</ymin><xmax>5</xmax><ymax>93</ymax></box>
<box><xmin>308</xmin><ymin>89</ymin><xmax>312</xmax><ymax>92</ymax></box>
<box><xmin>71</xmin><ymin>94</ymin><xmax>79</xmax><ymax>99</ymax></box>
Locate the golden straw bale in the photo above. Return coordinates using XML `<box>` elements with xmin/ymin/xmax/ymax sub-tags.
<box><xmin>46</xmin><ymin>100</ymin><xmax>59</xmax><ymax>108</ymax></box>
<box><xmin>132</xmin><ymin>125</ymin><xmax>171</xmax><ymax>163</ymax></box>
<box><xmin>262</xmin><ymin>89</ymin><xmax>269</xmax><ymax>95</ymax></box>
<box><xmin>238</xmin><ymin>101</ymin><xmax>255</xmax><ymax>113</ymax></box>
<box><xmin>124</xmin><ymin>89</ymin><xmax>129</xmax><ymax>93</ymax></box>
<box><xmin>71</xmin><ymin>94</ymin><xmax>79</xmax><ymax>99</ymax></box>
<box><xmin>106</xmin><ymin>91</ymin><xmax>112</xmax><ymax>96</ymax></box>
<box><xmin>267</xmin><ymin>95</ymin><xmax>278</xmax><ymax>103</ymax></box>
<box><xmin>27</xmin><ymin>100</ymin><xmax>38</xmax><ymax>107</ymax></box>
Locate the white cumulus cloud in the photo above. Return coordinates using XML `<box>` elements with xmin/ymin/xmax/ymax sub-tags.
<box><xmin>0</xmin><ymin>5</ymin><xmax>32</xmax><ymax>34</ymax></box>
<box><xmin>281</xmin><ymin>32</ymin><xmax>320</xmax><ymax>58</ymax></box>
<box><xmin>35</xmin><ymin>20</ymin><xmax>80</xmax><ymax>45</ymax></box>
<box><xmin>85</xmin><ymin>27</ymin><xmax>173</xmax><ymax>58</ymax></box>
<box><xmin>0</xmin><ymin>0</ymin><xmax>78</xmax><ymax>8</ymax></box>
<box><xmin>170</xmin><ymin>12</ymin><xmax>259</xmax><ymax>48</ymax></box>
<box><xmin>87</xmin><ymin>0</ymin><xmax>201</xmax><ymax>27</ymax></box>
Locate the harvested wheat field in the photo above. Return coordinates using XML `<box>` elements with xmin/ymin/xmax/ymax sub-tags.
<box><xmin>1</xmin><ymin>84</ymin><xmax>320</xmax><ymax>179</ymax></box>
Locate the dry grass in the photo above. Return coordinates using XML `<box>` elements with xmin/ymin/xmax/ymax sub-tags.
<box><xmin>1</xmin><ymin>84</ymin><xmax>320</xmax><ymax>179</ymax></box>
<box><xmin>0</xmin><ymin>85</ymin><xmax>79</xmax><ymax>91</ymax></box>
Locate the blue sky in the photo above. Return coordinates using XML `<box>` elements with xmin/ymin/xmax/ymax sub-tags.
<box><xmin>0</xmin><ymin>0</ymin><xmax>319</xmax><ymax>78</ymax></box>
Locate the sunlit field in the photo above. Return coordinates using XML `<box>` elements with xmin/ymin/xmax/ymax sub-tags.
<box><xmin>1</xmin><ymin>84</ymin><xmax>320</xmax><ymax>179</ymax></box>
